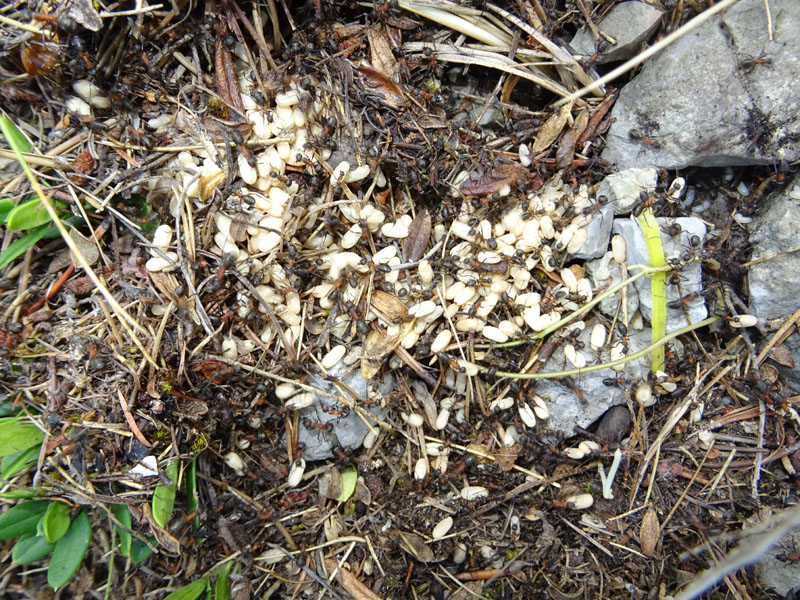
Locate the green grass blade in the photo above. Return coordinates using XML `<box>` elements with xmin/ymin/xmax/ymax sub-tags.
<box><xmin>213</xmin><ymin>560</ymin><xmax>234</xmax><ymax>600</ymax></box>
<box><xmin>186</xmin><ymin>457</ymin><xmax>199</xmax><ymax>531</ymax></box>
<box><xmin>47</xmin><ymin>510</ymin><xmax>91</xmax><ymax>589</ymax></box>
<box><xmin>0</xmin><ymin>115</ymin><xmax>32</xmax><ymax>153</ymax></box>
<box><xmin>164</xmin><ymin>577</ymin><xmax>209</xmax><ymax>600</ymax></box>
<box><xmin>5</xmin><ymin>197</ymin><xmax>53</xmax><ymax>230</ymax></box>
<box><xmin>110</xmin><ymin>504</ymin><xmax>132</xmax><ymax>557</ymax></box>
<box><xmin>152</xmin><ymin>460</ymin><xmax>179</xmax><ymax>528</ymax></box>
<box><xmin>637</xmin><ymin>208</ymin><xmax>667</xmax><ymax>372</ymax></box>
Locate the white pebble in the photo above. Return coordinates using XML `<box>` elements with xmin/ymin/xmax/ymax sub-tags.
<box><xmin>518</xmin><ymin>143</ymin><xmax>531</xmax><ymax>167</ymax></box>
<box><xmin>611</xmin><ymin>235</ymin><xmax>627</xmax><ymax>264</ymax></box>
<box><xmin>238</xmin><ymin>153</ymin><xmax>257</xmax><ymax>184</ymax></box>
<box><xmin>224</xmin><ymin>452</ymin><xmax>245</xmax><ymax>474</ymax></box>
<box><xmin>431</xmin><ymin>330</ymin><xmax>452</xmax><ymax>353</ymax></box>
<box><xmin>432</xmin><ymin>516</ymin><xmax>454</xmax><ymax>540</ymax></box>
<box><xmin>151</xmin><ymin>224</ymin><xmax>173</xmax><ymax>250</ymax></box>
<box><xmin>288</xmin><ymin>458</ymin><xmax>306</xmax><ymax>487</ymax></box>
<box><xmin>482</xmin><ymin>326</ymin><xmax>509</xmax><ymax>343</ymax></box>
<box><xmin>286</xmin><ymin>392</ymin><xmax>315</xmax><ymax>410</ymax></box>
<box><xmin>344</xmin><ymin>165</ymin><xmax>371</xmax><ymax>183</ymax></box>
<box><xmin>565</xmin><ymin>493</ymin><xmax>594</xmax><ymax>510</ymax></box>
<box><xmin>221</xmin><ymin>339</ymin><xmax>238</xmax><ymax>361</ymax></box>
<box><xmin>381</xmin><ymin>221</ymin><xmax>409</xmax><ymax>239</ymax></box>
<box><xmin>590</xmin><ymin>323</ymin><xmax>606</xmax><ymax>350</ymax></box>
<box><xmin>414</xmin><ymin>458</ymin><xmax>428</xmax><ymax>481</ymax></box>
<box><xmin>461</xmin><ymin>486</ymin><xmax>488</xmax><ymax>501</ymax></box>
<box><xmin>518</xmin><ymin>402</ymin><xmax>537</xmax><ymax>428</ymax></box>
<box><xmin>321</xmin><ymin>345</ymin><xmax>346</xmax><ymax>369</ymax></box>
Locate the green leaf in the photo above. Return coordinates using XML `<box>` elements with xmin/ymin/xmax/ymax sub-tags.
<box><xmin>0</xmin><ymin>489</ymin><xmax>38</xmax><ymax>499</ymax></box>
<box><xmin>0</xmin><ymin>416</ymin><xmax>44</xmax><ymax>457</ymax></box>
<box><xmin>12</xmin><ymin>533</ymin><xmax>54</xmax><ymax>564</ymax></box>
<box><xmin>42</xmin><ymin>501</ymin><xmax>71</xmax><ymax>543</ymax></box>
<box><xmin>0</xmin><ymin>225</ymin><xmax>48</xmax><ymax>269</ymax></box>
<box><xmin>152</xmin><ymin>460</ymin><xmax>179</xmax><ymax>528</ymax></box>
<box><xmin>1</xmin><ymin>445</ymin><xmax>40</xmax><ymax>479</ymax></box>
<box><xmin>0</xmin><ymin>500</ymin><xmax>49</xmax><ymax>540</ymax></box>
<box><xmin>186</xmin><ymin>457</ymin><xmax>199</xmax><ymax>531</ymax></box>
<box><xmin>6</xmin><ymin>198</ymin><xmax>52</xmax><ymax>231</ymax></box>
<box><xmin>0</xmin><ymin>198</ymin><xmax>15</xmax><ymax>223</ymax></box>
<box><xmin>47</xmin><ymin>510</ymin><xmax>91</xmax><ymax>590</ymax></box>
<box><xmin>0</xmin><ymin>115</ymin><xmax>33</xmax><ymax>153</ymax></box>
<box><xmin>336</xmin><ymin>464</ymin><xmax>358</xmax><ymax>503</ymax></box>
<box><xmin>129</xmin><ymin>537</ymin><xmax>154</xmax><ymax>564</ymax></box>
<box><xmin>214</xmin><ymin>561</ymin><xmax>234</xmax><ymax>600</ymax></box>
<box><xmin>164</xmin><ymin>577</ymin><xmax>209</xmax><ymax>600</ymax></box>
<box><xmin>110</xmin><ymin>504</ymin><xmax>132</xmax><ymax>557</ymax></box>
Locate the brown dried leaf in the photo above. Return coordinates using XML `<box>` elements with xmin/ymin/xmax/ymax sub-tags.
<box><xmin>361</xmin><ymin>321</ymin><xmax>413</xmax><ymax>379</ymax></box>
<box><xmin>325</xmin><ymin>559</ymin><xmax>382</xmax><ymax>600</ymax></box>
<box><xmin>460</xmin><ymin>164</ymin><xmax>529</xmax><ymax>197</ymax></box>
<box><xmin>555</xmin><ymin>110</ymin><xmax>589</xmax><ymax>169</ymax></box>
<box><xmin>494</xmin><ymin>442</ymin><xmax>522</xmax><ymax>471</ymax></box>
<box><xmin>768</xmin><ymin>346</ymin><xmax>795</xmax><ymax>368</ymax></box>
<box><xmin>402</xmin><ymin>209</ymin><xmax>431</xmax><ymax>261</ymax></box>
<box><xmin>357</xmin><ymin>64</ymin><xmax>406</xmax><ymax>110</ymax></box>
<box><xmin>395</xmin><ymin>530</ymin><xmax>435</xmax><ymax>562</ymax></box>
<box><xmin>532</xmin><ymin>105</ymin><xmax>570</xmax><ymax>153</ymax></box>
<box><xmin>640</xmin><ymin>506</ymin><xmax>660</xmax><ymax>557</ymax></box>
<box><xmin>68</xmin><ymin>227</ymin><xmax>99</xmax><ymax>267</ymax></box>
<box><xmin>141</xmin><ymin>503</ymin><xmax>180</xmax><ymax>555</ymax></box>
<box><xmin>367</xmin><ymin>25</ymin><xmax>400</xmax><ymax>81</ymax></box>
<box><xmin>370</xmin><ymin>290</ymin><xmax>409</xmax><ymax>321</ymax></box>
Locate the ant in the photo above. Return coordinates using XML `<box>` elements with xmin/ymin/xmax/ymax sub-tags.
<box><xmin>628</xmin><ymin>129</ymin><xmax>661</xmax><ymax>149</ymax></box>
<box><xmin>632</xmin><ymin>190</ymin><xmax>659</xmax><ymax>217</ymax></box>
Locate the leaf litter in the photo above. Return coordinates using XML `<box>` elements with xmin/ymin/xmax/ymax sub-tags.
<box><xmin>0</xmin><ymin>1</ymin><xmax>797</xmax><ymax>598</ymax></box>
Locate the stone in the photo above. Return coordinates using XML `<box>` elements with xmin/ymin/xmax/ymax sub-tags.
<box><xmin>571</xmin><ymin>1</ymin><xmax>664</xmax><ymax>64</ymax></box>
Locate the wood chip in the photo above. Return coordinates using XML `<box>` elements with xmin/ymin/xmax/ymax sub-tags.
<box><xmin>640</xmin><ymin>506</ymin><xmax>660</xmax><ymax>557</ymax></box>
<box><xmin>402</xmin><ymin>209</ymin><xmax>431</xmax><ymax>262</ymax></box>
<box><xmin>532</xmin><ymin>105</ymin><xmax>570</xmax><ymax>153</ymax></box>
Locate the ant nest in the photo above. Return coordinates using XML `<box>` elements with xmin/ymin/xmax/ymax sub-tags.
<box><xmin>142</xmin><ymin>61</ymin><xmax>635</xmax><ymax>435</ymax></box>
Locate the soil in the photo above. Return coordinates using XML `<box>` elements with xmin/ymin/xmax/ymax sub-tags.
<box><xmin>0</xmin><ymin>1</ymin><xmax>798</xmax><ymax>599</ymax></box>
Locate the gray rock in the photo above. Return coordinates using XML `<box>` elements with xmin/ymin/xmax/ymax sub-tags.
<box><xmin>297</xmin><ymin>364</ymin><xmax>391</xmax><ymax>460</ymax></box>
<box><xmin>612</xmin><ymin>217</ymin><xmax>707</xmax><ymax>332</ymax></box>
<box><xmin>596</xmin><ymin>168</ymin><xmax>657</xmax><ymax>215</ymax></box>
<box><xmin>571</xmin><ymin>1</ymin><xmax>664</xmax><ymax>64</ymax></box>
<box><xmin>573</xmin><ymin>202</ymin><xmax>615</xmax><ymax>260</ymax></box>
<box><xmin>748</xmin><ymin>178</ymin><xmax>800</xmax><ymax>321</ymax></box>
<box><xmin>585</xmin><ymin>250</ymin><xmax>640</xmax><ymax>318</ymax></box>
<box><xmin>601</xmin><ymin>0</ymin><xmax>800</xmax><ymax>169</ymax></box>
<box><xmin>535</xmin><ymin>325</ymin><xmax>651</xmax><ymax>443</ymax></box>
<box><xmin>755</xmin><ymin>507</ymin><xmax>800</xmax><ymax>596</ymax></box>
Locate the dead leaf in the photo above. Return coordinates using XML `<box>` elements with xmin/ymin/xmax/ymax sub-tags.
<box><xmin>370</xmin><ymin>290</ymin><xmax>409</xmax><ymax>321</ymax></box>
<box><xmin>69</xmin><ymin>227</ymin><xmax>99</xmax><ymax>267</ymax></box>
<box><xmin>395</xmin><ymin>530</ymin><xmax>435</xmax><ymax>562</ymax></box>
<box><xmin>532</xmin><ymin>105</ymin><xmax>571</xmax><ymax>153</ymax></box>
<box><xmin>640</xmin><ymin>506</ymin><xmax>660</xmax><ymax>557</ymax></box>
<box><xmin>494</xmin><ymin>442</ymin><xmax>522</xmax><ymax>471</ymax></box>
<box><xmin>368</xmin><ymin>25</ymin><xmax>400</xmax><ymax>81</ymax></box>
<box><xmin>357</xmin><ymin>64</ymin><xmax>406</xmax><ymax>110</ymax></box>
<box><xmin>142</xmin><ymin>503</ymin><xmax>180</xmax><ymax>555</ymax></box>
<box><xmin>459</xmin><ymin>164</ymin><xmax>529</xmax><ymax>197</ymax></box>
<box><xmin>402</xmin><ymin>209</ymin><xmax>431</xmax><ymax>261</ymax></box>
<box><xmin>361</xmin><ymin>321</ymin><xmax>414</xmax><ymax>379</ymax></box>
<box><xmin>768</xmin><ymin>346</ymin><xmax>795</xmax><ymax>368</ymax></box>
<box><xmin>555</xmin><ymin>110</ymin><xmax>588</xmax><ymax>169</ymax></box>
<box><xmin>325</xmin><ymin>559</ymin><xmax>383</xmax><ymax>600</ymax></box>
